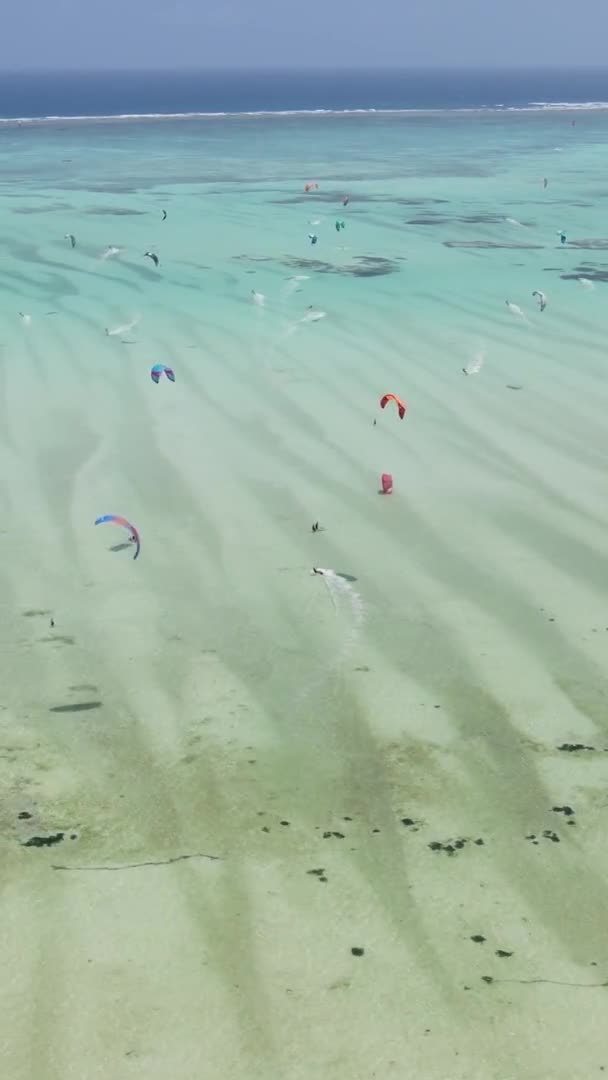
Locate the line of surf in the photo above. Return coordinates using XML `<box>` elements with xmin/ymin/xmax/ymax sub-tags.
<box><xmin>2</xmin><ymin>103</ymin><xmax>608</xmax><ymax>125</ymax></box>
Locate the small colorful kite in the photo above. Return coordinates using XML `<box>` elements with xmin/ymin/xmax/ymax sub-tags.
<box><xmin>150</xmin><ymin>364</ymin><xmax>175</xmax><ymax>384</ymax></box>
<box><xmin>94</xmin><ymin>515</ymin><xmax>140</xmax><ymax>560</ymax></box>
<box><xmin>380</xmin><ymin>393</ymin><xmax>407</xmax><ymax>420</ymax></box>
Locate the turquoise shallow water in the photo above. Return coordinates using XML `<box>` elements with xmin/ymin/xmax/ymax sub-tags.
<box><xmin>2</xmin><ymin>112</ymin><xmax>608</xmax><ymax>1080</ymax></box>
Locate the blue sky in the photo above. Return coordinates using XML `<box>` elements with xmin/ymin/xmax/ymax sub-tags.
<box><xmin>2</xmin><ymin>0</ymin><xmax>607</xmax><ymax>69</ymax></box>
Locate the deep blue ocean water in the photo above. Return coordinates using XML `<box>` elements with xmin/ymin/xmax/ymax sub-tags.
<box><xmin>1</xmin><ymin>67</ymin><xmax>608</xmax><ymax>119</ymax></box>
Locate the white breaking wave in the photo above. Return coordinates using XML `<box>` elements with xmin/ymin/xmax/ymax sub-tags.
<box><xmin>2</xmin><ymin>103</ymin><xmax>608</xmax><ymax>125</ymax></box>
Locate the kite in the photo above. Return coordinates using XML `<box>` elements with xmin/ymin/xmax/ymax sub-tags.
<box><xmin>94</xmin><ymin>515</ymin><xmax>140</xmax><ymax>560</ymax></box>
<box><xmin>380</xmin><ymin>393</ymin><xmax>407</xmax><ymax>420</ymax></box>
<box><xmin>150</xmin><ymin>364</ymin><xmax>175</xmax><ymax>384</ymax></box>
<box><xmin>381</xmin><ymin>473</ymin><xmax>393</xmax><ymax>494</ymax></box>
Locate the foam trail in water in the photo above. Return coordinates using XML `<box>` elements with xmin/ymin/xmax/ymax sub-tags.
<box><xmin>462</xmin><ymin>346</ymin><xmax>485</xmax><ymax>376</ymax></box>
<box><xmin>579</xmin><ymin>277</ymin><xmax>594</xmax><ymax>290</ymax></box>
<box><xmin>284</xmin><ymin>306</ymin><xmax>327</xmax><ymax>338</ymax></box>
<box><xmin>282</xmin><ymin>274</ymin><xmax>309</xmax><ymax>298</ymax></box>
<box><xmin>505</xmin><ymin>301</ymin><xmax>530</xmax><ymax>325</ymax></box>
<box><xmin>105</xmin><ymin>314</ymin><xmax>141</xmax><ymax>337</ymax></box>
<box><xmin>300</xmin><ymin>308</ymin><xmax>327</xmax><ymax>323</ymax></box>
<box><xmin>506</xmin><ymin>217</ymin><xmax>525</xmax><ymax>227</ymax></box>
<box><xmin>295</xmin><ymin>569</ymin><xmax>366</xmax><ymax>709</ymax></box>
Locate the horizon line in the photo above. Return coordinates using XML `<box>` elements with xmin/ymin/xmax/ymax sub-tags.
<box><xmin>1</xmin><ymin>64</ymin><xmax>608</xmax><ymax>75</ymax></box>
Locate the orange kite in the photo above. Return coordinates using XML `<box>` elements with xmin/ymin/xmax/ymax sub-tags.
<box><xmin>380</xmin><ymin>393</ymin><xmax>407</xmax><ymax>420</ymax></box>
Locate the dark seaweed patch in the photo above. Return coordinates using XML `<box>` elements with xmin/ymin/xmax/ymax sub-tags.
<box><xmin>22</xmin><ymin>832</ymin><xmax>65</xmax><ymax>848</ymax></box>
<box><xmin>407</xmin><ymin>216</ymin><xmax>451</xmax><ymax>225</ymax></box>
<box><xmin>395</xmin><ymin>197</ymin><xmax>449</xmax><ymax>206</ymax></box>
<box><xmin>12</xmin><ymin>203</ymin><xmax>72</xmax><ymax>214</ymax></box>
<box><xmin>428</xmin><ymin>837</ymin><xmax>472</xmax><ymax>856</ymax></box>
<box><xmin>565</xmin><ymin>239</ymin><xmax>608</xmax><ymax>249</ymax></box>
<box><xmin>271</xmin><ymin>192</ymin><xmax>374</xmax><ymax>204</ymax></box>
<box><xmin>50</xmin><ymin>702</ymin><xmax>102</xmax><ymax>713</ymax></box>
<box><xmin>460</xmin><ymin>214</ymin><xmax>503</xmax><ymax>224</ymax></box>
<box><xmin>557</xmin><ymin>743</ymin><xmax>595</xmax><ymax>752</ymax></box>
<box><xmin>231</xmin><ymin>254</ymin><xmax>274</xmax><ymax>263</ymax></box>
<box><xmin>281</xmin><ymin>254</ymin><xmax>398</xmax><ymax>277</ymax></box>
<box><xmin>443</xmin><ymin>240</ymin><xmax>544</xmax><ymax>250</ymax></box>
<box><xmin>561</xmin><ymin>265</ymin><xmax>608</xmax><ymax>282</ymax></box>
<box><xmin>84</xmin><ymin>207</ymin><xmax>147</xmax><ymax>216</ymax></box>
